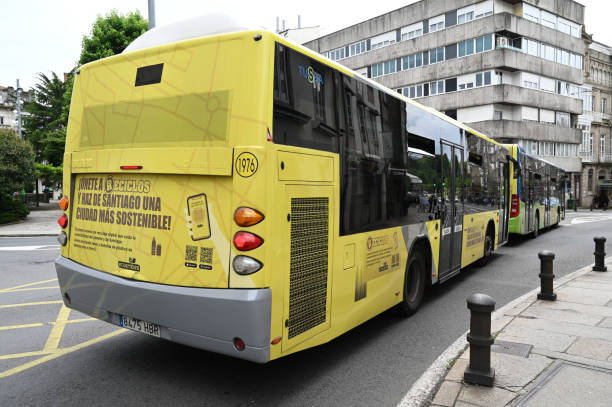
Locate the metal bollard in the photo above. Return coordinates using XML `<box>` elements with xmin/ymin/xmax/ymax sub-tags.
<box><xmin>538</xmin><ymin>251</ymin><xmax>557</xmax><ymax>301</ymax></box>
<box><xmin>464</xmin><ymin>293</ymin><xmax>496</xmax><ymax>387</ymax></box>
<box><xmin>593</xmin><ymin>237</ymin><xmax>607</xmax><ymax>272</ymax></box>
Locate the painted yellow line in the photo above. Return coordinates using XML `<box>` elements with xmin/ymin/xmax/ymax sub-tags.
<box><xmin>0</xmin><ymin>329</ymin><xmax>126</xmax><ymax>378</ymax></box>
<box><xmin>42</xmin><ymin>305</ymin><xmax>71</xmax><ymax>352</ymax></box>
<box><xmin>0</xmin><ymin>323</ymin><xmax>44</xmax><ymax>331</ymax></box>
<box><xmin>0</xmin><ymin>278</ymin><xmax>57</xmax><ymax>292</ymax></box>
<box><xmin>0</xmin><ymin>350</ymin><xmax>49</xmax><ymax>361</ymax></box>
<box><xmin>2</xmin><ymin>286</ymin><xmax>59</xmax><ymax>293</ymax></box>
<box><xmin>49</xmin><ymin>318</ymin><xmax>95</xmax><ymax>326</ymax></box>
<box><xmin>0</xmin><ymin>301</ymin><xmax>62</xmax><ymax>309</ymax></box>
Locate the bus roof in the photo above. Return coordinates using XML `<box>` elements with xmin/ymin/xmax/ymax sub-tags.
<box><xmin>121</xmin><ymin>16</ymin><xmax>503</xmax><ymax>150</ymax></box>
<box><xmin>515</xmin><ymin>145</ymin><xmax>566</xmax><ymax>171</ymax></box>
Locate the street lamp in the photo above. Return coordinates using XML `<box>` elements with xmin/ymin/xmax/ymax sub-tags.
<box><xmin>16</xmin><ymin>79</ymin><xmax>23</xmax><ymax>140</ymax></box>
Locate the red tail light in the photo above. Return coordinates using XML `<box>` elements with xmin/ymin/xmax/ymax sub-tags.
<box><xmin>120</xmin><ymin>165</ymin><xmax>142</xmax><ymax>170</ymax></box>
<box><xmin>510</xmin><ymin>194</ymin><xmax>520</xmax><ymax>218</ymax></box>
<box><xmin>58</xmin><ymin>214</ymin><xmax>68</xmax><ymax>228</ymax></box>
<box><xmin>233</xmin><ymin>232</ymin><xmax>263</xmax><ymax>251</ymax></box>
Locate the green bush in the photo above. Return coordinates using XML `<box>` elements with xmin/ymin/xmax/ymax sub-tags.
<box><xmin>0</xmin><ymin>195</ymin><xmax>30</xmax><ymax>224</ymax></box>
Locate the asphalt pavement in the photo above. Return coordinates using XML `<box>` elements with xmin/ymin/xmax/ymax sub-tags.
<box><xmin>0</xmin><ymin>211</ymin><xmax>611</xmax><ymax>406</ymax></box>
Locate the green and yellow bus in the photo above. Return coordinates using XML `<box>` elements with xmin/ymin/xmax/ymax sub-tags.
<box><xmin>55</xmin><ymin>19</ymin><xmax>510</xmax><ymax>363</ymax></box>
<box><xmin>505</xmin><ymin>144</ymin><xmax>565</xmax><ymax>237</ymax></box>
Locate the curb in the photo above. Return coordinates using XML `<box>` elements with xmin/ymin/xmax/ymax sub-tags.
<box><xmin>0</xmin><ymin>233</ymin><xmax>59</xmax><ymax>237</ymax></box>
<box><xmin>396</xmin><ymin>259</ymin><xmax>601</xmax><ymax>407</ymax></box>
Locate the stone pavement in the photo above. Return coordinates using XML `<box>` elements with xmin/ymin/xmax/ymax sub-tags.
<box><xmin>430</xmin><ymin>256</ymin><xmax>612</xmax><ymax>407</ymax></box>
<box><xmin>0</xmin><ymin>202</ymin><xmax>62</xmax><ymax>237</ymax></box>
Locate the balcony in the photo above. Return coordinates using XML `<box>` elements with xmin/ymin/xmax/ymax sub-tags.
<box><xmin>579</xmin><ymin>152</ymin><xmax>612</xmax><ymax>163</ymax></box>
<box><xmin>469</xmin><ymin>119</ymin><xmax>582</xmax><ymax>144</ymax></box>
<box><xmin>590</xmin><ymin>111</ymin><xmax>612</xmax><ymax>124</ymax></box>
<box><xmin>419</xmin><ymin>84</ymin><xmax>583</xmax><ymax>114</ymax></box>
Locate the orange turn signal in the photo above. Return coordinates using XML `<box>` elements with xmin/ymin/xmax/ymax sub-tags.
<box><xmin>59</xmin><ymin>196</ymin><xmax>69</xmax><ymax>211</ymax></box>
<box><xmin>234</xmin><ymin>207</ymin><xmax>264</xmax><ymax>227</ymax></box>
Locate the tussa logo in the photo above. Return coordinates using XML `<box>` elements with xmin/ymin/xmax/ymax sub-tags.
<box><xmin>298</xmin><ymin>65</ymin><xmax>323</xmax><ymax>85</ymax></box>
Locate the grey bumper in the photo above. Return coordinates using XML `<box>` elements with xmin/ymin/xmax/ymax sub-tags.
<box><xmin>55</xmin><ymin>256</ymin><xmax>271</xmax><ymax>363</ymax></box>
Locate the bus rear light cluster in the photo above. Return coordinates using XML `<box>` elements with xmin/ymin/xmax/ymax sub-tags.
<box><xmin>58</xmin><ymin>196</ymin><xmax>69</xmax><ymax>211</ymax></box>
<box><xmin>58</xmin><ymin>214</ymin><xmax>68</xmax><ymax>228</ymax></box>
<box><xmin>510</xmin><ymin>194</ymin><xmax>520</xmax><ymax>218</ymax></box>
<box><xmin>234</xmin><ymin>207</ymin><xmax>264</xmax><ymax>227</ymax></box>
<box><xmin>233</xmin><ymin>231</ymin><xmax>263</xmax><ymax>251</ymax></box>
<box><xmin>233</xmin><ymin>255</ymin><xmax>263</xmax><ymax>275</ymax></box>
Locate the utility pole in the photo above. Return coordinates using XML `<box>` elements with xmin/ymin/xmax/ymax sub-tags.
<box><xmin>148</xmin><ymin>0</ymin><xmax>156</xmax><ymax>29</ymax></box>
<box><xmin>16</xmin><ymin>79</ymin><xmax>22</xmax><ymax>140</ymax></box>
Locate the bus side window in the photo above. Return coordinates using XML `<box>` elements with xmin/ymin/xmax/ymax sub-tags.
<box><xmin>272</xmin><ymin>43</ymin><xmax>341</xmax><ymax>153</ymax></box>
<box><xmin>465</xmin><ymin>132</ymin><xmax>489</xmax><ymax>213</ymax></box>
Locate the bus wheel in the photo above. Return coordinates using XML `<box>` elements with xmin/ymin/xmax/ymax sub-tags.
<box><xmin>532</xmin><ymin>213</ymin><xmax>540</xmax><ymax>238</ymax></box>
<box><xmin>476</xmin><ymin>228</ymin><xmax>494</xmax><ymax>267</ymax></box>
<box><xmin>397</xmin><ymin>251</ymin><xmax>426</xmax><ymax>316</ymax></box>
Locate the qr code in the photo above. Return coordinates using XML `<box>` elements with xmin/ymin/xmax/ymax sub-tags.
<box><xmin>185</xmin><ymin>245</ymin><xmax>198</xmax><ymax>262</ymax></box>
<box><xmin>200</xmin><ymin>247</ymin><xmax>213</xmax><ymax>264</ymax></box>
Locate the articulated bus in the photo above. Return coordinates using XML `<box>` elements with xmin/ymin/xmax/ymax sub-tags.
<box><xmin>55</xmin><ymin>18</ymin><xmax>510</xmax><ymax>363</ymax></box>
<box><xmin>505</xmin><ymin>144</ymin><xmax>565</xmax><ymax>237</ymax></box>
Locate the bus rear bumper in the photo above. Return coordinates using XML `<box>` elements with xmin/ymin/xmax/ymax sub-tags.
<box><xmin>55</xmin><ymin>256</ymin><xmax>271</xmax><ymax>363</ymax></box>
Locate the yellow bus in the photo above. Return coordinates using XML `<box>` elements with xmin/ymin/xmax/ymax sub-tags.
<box><xmin>505</xmin><ymin>144</ymin><xmax>565</xmax><ymax>237</ymax></box>
<box><xmin>55</xmin><ymin>19</ymin><xmax>510</xmax><ymax>363</ymax></box>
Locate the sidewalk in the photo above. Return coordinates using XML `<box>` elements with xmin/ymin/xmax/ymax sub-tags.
<box><xmin>0</xmin><ymin>202</ymin><xmax>61</xmax><ymax>237</ymax></box>
<box><xmin>429</xmin><ymin>256</ymin><xmax>612</xmax><ymax>407</ymax></box>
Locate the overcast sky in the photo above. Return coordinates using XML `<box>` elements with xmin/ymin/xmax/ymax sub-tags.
<box><xmin>1</xmin><ymin>0</ymin><xmax>610</xmax><ymax>90</ymax></box>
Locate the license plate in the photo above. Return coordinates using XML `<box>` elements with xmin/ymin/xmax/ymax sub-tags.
<box><xmin>119</xmin><ymin>315</ymin><xmax>161</xmax><ymax>338</ymax></box>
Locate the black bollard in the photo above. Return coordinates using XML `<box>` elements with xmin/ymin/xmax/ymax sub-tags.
<box><xmin>538</xmin><ymin>251</ymin><xmax>557</xmax><ymax>301</ymax></box>
<box><xmin>593</xmin><ymin>237</ymin><xmax>607</xmax><ymax>272</ymax></box>
<box><xmin>464</xmin><ymin>293</ymin><xmax>496</xmax><ymax>387</ymax></box>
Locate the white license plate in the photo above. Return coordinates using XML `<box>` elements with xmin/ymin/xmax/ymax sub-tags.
<box><xmin>119</xmin><ymin>315</ymin><xmax>161</xmax><ymax>338</ymax></box>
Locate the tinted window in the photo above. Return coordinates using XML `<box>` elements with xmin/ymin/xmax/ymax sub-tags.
<box><xmin>273</xmin><ymin>43</ymin><xmax>342</xmax><ymax>152</ymax></box>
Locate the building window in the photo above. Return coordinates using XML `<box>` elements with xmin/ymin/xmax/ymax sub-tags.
<box><xmin>589</xmin><ymin>133</ymin><xmax>594</xmax><ymax>153</ymax></box>
<box><xmin>459</xmin><ymin>39</ymin><xmax>474</xmax><ymax>57</ymax></box>
<box><xmin>475</xmin><ymin>35</ymin><xmax>492</xmax><ymax>54</ymax></box>
<box><xmin>484</xmin><ymin>71</ymin><xmax>491</xmax><ymax>85</ymax></box>
<box><xmin>430</xmin><ymin>47</ymin><xmax>444</xmax><ymax>64</ymax></box>
<box><xmin>476</xmin><ymin>73</ymin><xmax>483</xmax><ymax>87</ymax></box>
<box><xmin>350</xmin><ymin>41</ymin><xmax>367</xmax><ymax>57</ymax></box>
<box><xmin>430</xmin><ymin>80</ymin><xmax>444</xmax><ymax>95</ymax></box>
<box><xmin>371</xmin><ymin>63</ymin><xmax>384</xmax><ymax>78</ymax></box>
<box><xmin>383</xmin><ymin>60</ymin><xmax>396</xmax><ymax>75</ymax></box>
<box><xmin>458</xmin><ymin>11</ymin><xmax>473</xmax><ymax>24</ymax></box>
<box><xmin>494</xmin><ymin>111</ymin><xmax>502</xmax><ymax>120</ymax></box>
<box><xmin>555</xmin><ymin>112</ymin><xmax>570</xmax><ymax>127</ymax></box>
<box><xmin>602</xmin><ymin>98</ymin><xmax>607</xmax><ymax>114</ymax></box>
<box><xmin>0</xmin><ymin>116</ymin><xmax>3</xmax><ymax>125</ymax></box>
<box><xmin>601</xmin><ymin>135</ymin><xmax>606</xmax><ymax>154</ymax></box>
<box><xmin>430</xmin><ymin>21</ymin><xmax>444</xmax><ymax>32</ymax></box>
<box><xmin>588</xmin><ymin>169</ymin><xmax>593</xmax><ymax>192</ymax></box>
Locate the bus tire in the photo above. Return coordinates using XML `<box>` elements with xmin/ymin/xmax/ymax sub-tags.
<box><xmin>476</xmin><ymin>225</ymin><xmax>494</xmax><ymax>267</ymax></box>
<box><xmin>397</xmin><ymin>251</ymin><xmax>426</xmax><ymax>316</ymax></box>
<box><xmin>532</xmin><ymin>212</ymin><xmax>540</xmax><ymax>238</ymax></box>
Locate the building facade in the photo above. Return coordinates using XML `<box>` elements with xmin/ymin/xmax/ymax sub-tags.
<box><xmin>578</xmin><ymin>41</ymin><xmax>612</xmax><ymax>208</ymax></box>
<box><xmin>0</xmin><ymin>85</ymin><xmax>32</xmax><ymax>134</ymax></box>
<box><xmin>303</xmin><ymin>0</ymin><xmax>586</xmax><ymax>192</ymax></box>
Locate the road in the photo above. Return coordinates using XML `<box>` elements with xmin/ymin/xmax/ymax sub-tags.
<box><xmin>1</xmin><ymin>211</ymin><xmax>611</xmax><ymax>406</ymax></box>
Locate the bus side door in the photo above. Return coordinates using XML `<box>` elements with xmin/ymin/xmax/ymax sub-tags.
<box><xmin>439</xmin><ymin>141</ymin><xmax>463</xmax><ymax>278</ymax></box>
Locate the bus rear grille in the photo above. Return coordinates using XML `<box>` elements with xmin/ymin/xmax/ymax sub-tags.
<box><xmin>288</xmin><ymin>197</ymin><xmax>329</xmax><ymax>339</ymax></box>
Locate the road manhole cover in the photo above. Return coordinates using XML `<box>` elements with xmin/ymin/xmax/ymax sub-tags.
<box><xmin>491</xmin><ymin>340</ymin><xmax>532</xmax><ymax>358</ymax></box>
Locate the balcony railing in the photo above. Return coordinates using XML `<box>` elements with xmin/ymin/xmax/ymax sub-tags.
<box><xmin>590</xmin><ymin>111</ymin><xmax>612</xmax><ymax>123</ymax></box>
<box><xmin>579</xmin><ymin>152</ymin><xmax>612</xmax><ymax>163</ymax></box>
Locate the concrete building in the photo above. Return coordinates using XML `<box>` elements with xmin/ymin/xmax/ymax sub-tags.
<box><xmin>303</xmin><ymin>0</ymin><xmax>586</xmax><ymax>190</ymax></box>
<box><xmin>578</xmin><ymin>40</ymin><xmax>612</xmax><ymax>208</ymax></box>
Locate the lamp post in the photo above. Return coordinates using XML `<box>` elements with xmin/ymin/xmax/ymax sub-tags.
<box><xmin>148</xmin><ymin>0</ymin><xmax>156</xmax><ymax>29</ymax></box>
<box><xmin>16</xmin><ymin>79</ymin><xmax>23</xmax><ymax>140</ymax></box>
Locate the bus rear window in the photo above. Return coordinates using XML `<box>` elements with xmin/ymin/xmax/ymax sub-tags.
<box><xmin>80</xmin><ymin>91</ymin><xmax>230</xmax><ymax>148</ymax></box>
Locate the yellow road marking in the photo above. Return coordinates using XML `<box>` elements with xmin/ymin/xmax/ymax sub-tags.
<box><xmin>49</xmin><ymin>318</ymin><xmax>95</xmax><ymax>326</ymax></box>
<box><xmin>0</xmin><ymin>350</ymin><xmax>48</xmax><ymax>361</ymax></box>
<box><xmin>42</xmin><ymin>305</ymin><xmax>71</xmax><ymax>352</ymax></box>
<box><xmin>0</xmin><ymin>323</ymin><xmax>43</xmax><ymax>331</ymax></box>
<box><xmin>0</xmin><ymin>279</ymin><xmax>57</xmax><ymax>292</ymax></box>
<box><xmin>0</xmin><ymin>301</ymin><xmax>62</xmax><ymax>309</ymax></box>
<box><xmin>2</xmin><ymin>287</ymin><xmax>58</xmax><ymax>293</ymax></box>
<box><xmin>0</xmin><ymin>329</ymin><xmax>126</xmax><ymax>378</ymax></box>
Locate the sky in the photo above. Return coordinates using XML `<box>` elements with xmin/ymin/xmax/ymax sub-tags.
<box><xmin>1</xmin><ymin>0</ymin><xmax>611</xmax><ymax>90</ymax></box>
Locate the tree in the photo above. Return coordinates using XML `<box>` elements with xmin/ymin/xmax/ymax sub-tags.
<box><xmin>0</xmin><ymin>129</ymin><xmax>36</xmax><ymax>198</ymax></box>
<box><xmin>61</xmin><ymin>10</ymin><xmax>148</xmax><ymax>123</ymax></box>
<box><xmin>22</xmin><ymin>72</ymin><xmax>67</xmax><ymax>162</ymax></box>
<box><xmin>36</xmin><ymin>163</ymin><xmax>63</xmax><ymax>191</ymax></box>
